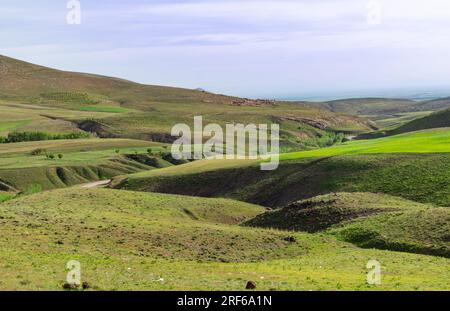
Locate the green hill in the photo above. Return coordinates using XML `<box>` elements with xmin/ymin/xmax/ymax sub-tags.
<box><xmin>0</xmin><ymin>55</ymin><xmax>373</xmax><ymax>151</ymax></box>
<box><xmin>0</xmin><ymin>138</ymin><xmax>175</xmax><ymax>192</ymax></box>
<box><xmin>114</xmin><ymin>129</ymin><xmax>450</xmax><ymax>207</ymax></box>
<box><xmin>385</xmin><ymin>109</ymin><xmax>450</xmax><ymax>136</ymax></box>
<box><xmin>308</xmin><ymin>97</ymin><xmax>449</xmax><ymax>130</ymax></box>
<box><xmin>418</xmin><ymin>97</ymin><xmax>450</xmax><ymax>111</ymax></box>
<box><xmin>0</xmin><ymin>187</ymin><xmax>449</xmax><ymax>290</ymax></box>
<box><xmin>245</xmin><ymin>192</ymin><xmax>450</xmax><ymax>257</ymax></box>
<box><xmin>315</xmin><ymin>98</ymin><xmax>417</xmax><ymax>116</ymax></box>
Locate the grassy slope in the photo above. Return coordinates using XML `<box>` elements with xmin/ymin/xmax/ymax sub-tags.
<box><xmin>385</xmin><ymin>109</ymin><xmax>450</xmax><ymax>136</ymax></box>
<box><xmin>245</xmin><ymin>193</ymin><xmax>450</xmax><ymax>257</ymax></box>
<box><xmin>0</xmin><ymin>138</ymin><xmax>172</xmax><ymax>191</ymax></box>
<box><xmin>0</xmin><ymin>55</ymin><xmax>373</xmax><ymax>151</ymax></box>
<box><xmin>313</xmin><ymin>98</ymin><xmax>417</xmax><ymax>116</ymax></box>
<box><xmin>282</xmin><ymin>128</ymin><xmax>450</xmax><ymax>159</ymax></box>
<box><xmin>0</xmin><ymin>188</ymin><xmax>448</xmax><ymax>290</ymax></box>
<box><xmin>419</xmin><ymin>97</ymin><xmax>450</xmax><ymax>112</ymax></box>
<box><xmin>115</xmin><ymin>129</ymin><xmax>450</xmax><ymax>207</ymax></box>
<box><xmin>308</xmin><ymin>97</ymin><xmax>449</xmax><ymax>130</ymax></box>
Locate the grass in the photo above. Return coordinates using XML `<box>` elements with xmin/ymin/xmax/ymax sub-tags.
<box><xmin>281</xmin><ymin>128</ymin><xmax>450</xmax><ymax>161</ymax></box>
<box><xmin>78</xmin><ymin>106</ymin><xmax>132</xmax><ymax>113</ymax></box>
<box><xmin>386</xmin><ymin>108</ymin><xmax>450</xmax><ymax>135</ymax></box>
<box><xmin>0</xmin><ymin>187</ymin><xmax>448</xmax><ymax>290</ymax></box>
<box><xmin>0</xmin><ymin>192</ymin><xmax>13</xmax><ymax>202</ymax></box>
<box><xmin>245</xmin><ymin>192</ymin><xmax>450</xmax><ymax>257</ymax></box>
<box><xmin>1</xmin><ymin>55</ymin><xmax>450</xmax><ymax>291</ymax></box>
<box><xmin>374</xmin><ymin>111</ymin><xmax>435</xmax><ymax>129</ymax></box>
<box><xmin>115</xmin><ymin>128</ymin><xmax>450</xmax><ymax>207</ymax></box>
<box><xmin>0</xmin><ymin>55</ymin><xmax>375</xmax><ymax>150</ymax></box>
<box><xmin>120</xmin><ymin>153</ymin><xmax>450</xmax><ymax>207</ymax></box>
<box><xmin>0</xmin><ymin>120</ymin><xmax>31</xmax><ymax>135</ymax></box>
<box><xmin>0</xmin><ymin>138</ymin><xmax>174</xmax><ymax>191</ymax></box>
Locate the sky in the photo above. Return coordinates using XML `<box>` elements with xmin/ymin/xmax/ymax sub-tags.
<box><xmin>2</xmin><ymin>0</ymin><xmax>450</xmax><ymax>99</ymax></box>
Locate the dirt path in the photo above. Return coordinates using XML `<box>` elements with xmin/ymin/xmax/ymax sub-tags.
<box><xmin>81</xmin><ymin>179</ymin><xmax>111</xmax><ymax>189</ymax></box>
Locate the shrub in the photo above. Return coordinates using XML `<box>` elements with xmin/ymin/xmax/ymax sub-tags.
<box><xmin>58</xmin><ymin>154</ymin><xmax>63</xmax><ymax>159</ymax></box>
<box><xmin>30</xmin><ymin>148</ymin><xmax>47</xmax><ymax>156</ymax></box>
<box><xmin>0</xmin><ymin>131</ymin><xmax>91</xmax><ymax>144</ymax></box>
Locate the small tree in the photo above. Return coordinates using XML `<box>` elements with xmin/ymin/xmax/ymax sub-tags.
<box><xmin>58</xmin><ymin>154</ymin><xmax>63</xmax><ymax>159</ymax></box>
<box><xmin>48</xmin><ymin>154</ymin><xmax>55</xmax><ymax>160</ymax></box>
<box><xmin>147</xmin><ymin>148</ymin><xmax>153</xmax><ymax>155</ymax></box>
<box><xmin>115</xmin><ymin>149</ymin><xmax>120</xmax><ymax>154</ymax></box>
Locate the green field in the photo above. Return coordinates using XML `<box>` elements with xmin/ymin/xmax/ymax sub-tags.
<box><xmin>115</xmin><ymin>128</ymin><xmax>450</xmax><ymax>207</ymax></box>
<box><xmin>281</xmin><ymin>128</ymin><xmax>450</xmax><ymax>161</ymax></box>
<box><xmin>78</xmin><ymin>106</ymin><xmax>132</xmax><ymax>113</ymax></box>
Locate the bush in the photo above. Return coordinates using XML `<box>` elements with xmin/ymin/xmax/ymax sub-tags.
<box><xmin>30</xmin><ymin>148</ymin><xmax>47</xmax><ymax>156</ymax></box>
<box><xmin>0</xmin><ymin>131</ymin><xmax>91</xmax><ymax>144</ymax></box>
<box><xmin>58</xmin><ymin>154</ymin><xmax>63</xmax><ymax>159</ymax></box>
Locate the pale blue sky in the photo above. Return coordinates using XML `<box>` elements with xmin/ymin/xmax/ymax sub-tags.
<box><xmin>2</xmin><ymin>0</ymin><xmax>450</xmax><ymax>98</ymax></box>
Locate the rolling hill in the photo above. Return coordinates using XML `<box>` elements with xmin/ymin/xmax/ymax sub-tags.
<box><xmin>0</xmin><ymin>55</ymin><xmax>374</xmax><ymax>151</ymax></box>
<box><xmin>1</xmin><ymin>54</ymin><xmax>449</xmax><ymax>291</ymax></box>
<box><xmin>114</xmin><ymin>129</ymin><xmax>450</xmax><ymax>207</ymax></box>
<box><xmin>307</xmin><ymin>97</ymin><xmax>450</xmax><ymax>129</ymax></box>
<box><xmin>0</xmin><ymin>138</ymin><xmax>177</xmax><ymax>192</ymax></box>
<box><xmin>419</xmin><ymin>97</ymin><xmax>450</xmax><ymax>112</ymax></box>
<box><xmin>382</xmin><ymin>108</ymin><xmax>450</xmax><ymax>136</ymax></box>
<box><xmin>245</xmin><ymin>192</ymin><xmax>450</xmax><ymax>258</ymax></box>
<box><xmin>356</xmin><ymin>108</ymin><xmax>450</xmax><ymax>138</ymax></box>
<box><xmin>313</xmin><ymin>98</ymin><xmax>418</xmax><ymax>116</ymax></box>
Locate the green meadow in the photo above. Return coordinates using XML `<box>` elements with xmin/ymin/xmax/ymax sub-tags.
<box><xmin>281</xmin><ymin>128</ymin><xmax>450</xmax><ymax>161</ymax></box>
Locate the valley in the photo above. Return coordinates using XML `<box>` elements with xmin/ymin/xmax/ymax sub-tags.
<box><xmin>0</xmin><ymin>55</ymin><xmax>449</xmax><ymax>291</ymax></box>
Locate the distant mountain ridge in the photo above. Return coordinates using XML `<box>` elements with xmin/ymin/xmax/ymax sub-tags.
<box><xmin>309</xmin><ymin>97</ymin><xmax>450</xmax><ymax>116</ymax></box>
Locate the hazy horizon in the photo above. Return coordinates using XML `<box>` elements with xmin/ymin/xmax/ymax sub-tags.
<box><xmin>2</xmin><ymin>0</ymin><xmax>450</xmax><ymax>99</ymax></box>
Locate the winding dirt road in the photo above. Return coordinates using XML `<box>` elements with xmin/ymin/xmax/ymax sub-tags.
<box><xmin>81</xmin><ymin>179</ymin><xmax>111</xmax><ymax>189</ymax></box>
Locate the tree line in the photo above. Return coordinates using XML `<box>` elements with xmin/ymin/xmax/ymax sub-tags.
<box><xmin>0</xmin><ymin>131</ymin><xmax>91</xmax><ymax>143</ymax></box>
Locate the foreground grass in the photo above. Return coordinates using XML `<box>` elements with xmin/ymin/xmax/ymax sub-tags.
<box><xmin>0</xmin><ymin>188</ymin><xmax>448</xmax><ymax>290</ymax></box>
<box><xmin>0</xmin><ymin>192</ymin><xmax>13</xmax><ymax>202</ymax></box>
